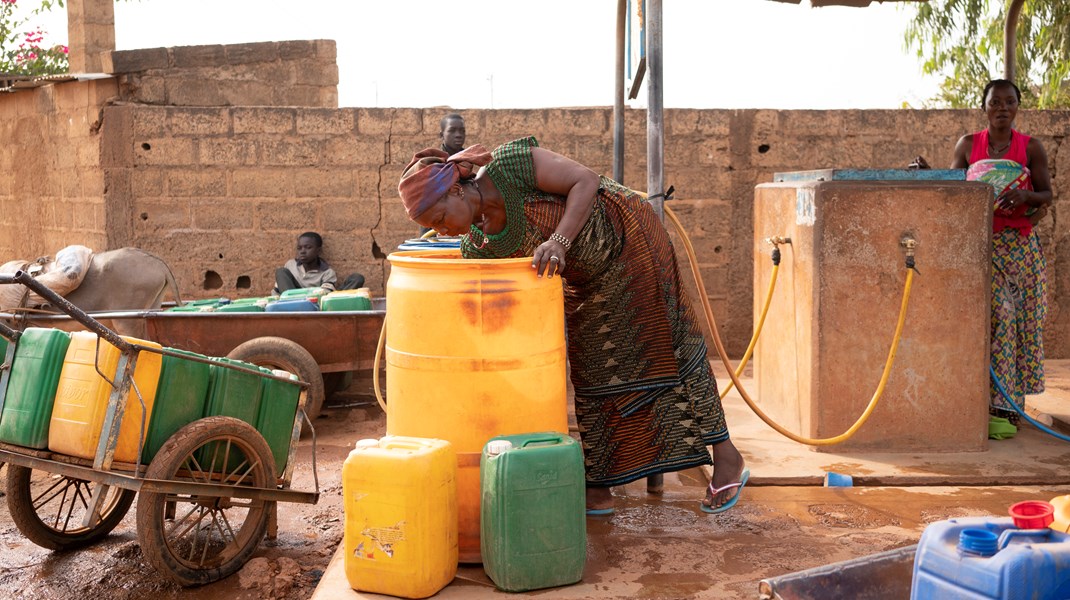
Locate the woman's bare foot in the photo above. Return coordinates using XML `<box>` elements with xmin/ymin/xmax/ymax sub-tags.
<box><xmin>586</xmin><ymin>485</ymin><xmax>614</xmax><ymax>513</ymax></box>
<box><xmin>705</xmin><ymin>440</ymin><xmax>745</xmax><ymax>510</ymax></box>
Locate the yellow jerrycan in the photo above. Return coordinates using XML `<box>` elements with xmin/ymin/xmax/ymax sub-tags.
<box><xmin>49</xmin><ymin>331</ymin><xmax>163</xmax><ymax>463</ymax></box>
<box><xmin>384</xmin><ymin>249</ymin><xmax>569</xmax><ymax>563</ymax></box>
<box><xmin>343</xmin><ymin>436</ymin><xmax>457</xmax><ymax>598</ymax></box>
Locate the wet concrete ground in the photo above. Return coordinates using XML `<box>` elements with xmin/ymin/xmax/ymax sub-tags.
<box><xmin>313</xmin><ymin>361</ymin><xmax>1070</xmax><ymax>600</ymax></box>
<box><xmin>0</xmin><ymin>362</ymin><xmax>1066</xmax><ymax>599</ymax></box>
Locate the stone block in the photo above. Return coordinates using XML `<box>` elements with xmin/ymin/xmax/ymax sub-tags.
<box><xmin>168</xmin><ymin>108</ymin><xmax>231</xmax><ymax>136</ymax></box>
<box><xmin>166</xmin><ymin>79</ymin><xmax>226</xmax><ymax>106</ymax></box>
<box><xmin>278</xmin><ymin>40</ymin><xmax>316</xmax><ymax>60</ymax></box>
<box><xmin>108</xmin><ymin>47</ymin><xmax>169</xmax><ymax>73</ymax></box>
<box><xmin>297</xmin><ymin>109</ymin><xmax>355</xmax><ymax>136</ymax></box>
<box><xmin>167</xmin><ymin>169</ymin><xmax>227</xmax><ymax>197</ymax></box>
<box><xmin>318</xmin><ymin>197</ymin><xmax>380</xmax><ymax>230</ymax></box>
<box><xmin>482</xmin><ymin>110</ymin><xmax>548</xmax><ymax>138</ymax></box>
<box><xmin>356</xmin><ymin>108</ymin><xmax>403</xmax><ymax>136</ymax></box>
<box><xmin>191</xmin><ymin>198</ymin><xmax>256</xmax><ymax>230</ymax></box>
<box><xmin>226</xmin><ymin>42</ymin><xmax>279</xmax><ymax>65</ymax></box>
<box><xmin>546</xmin><ymin>108</ymin><xmax>608</xmax><ymax>136</ymax></box>
<box><xmin>233</xmin><ymin>108</ymin><xmax>295</xmax><ymax>134</ymax></box>
<box><xmin>257</xmin><ymin>199</ymin><xmax>317</xmax><ymax>230</ymax></box>
<box><xmin>230</xmin><ymin>169</ymin><xmax>296</xmax><ymax>198</ymax></box>
<box><xmin>313</xmin><ymin>40</ymin><xmax>336</xmax><ymax>60</ymax></box>
<box><xmin>119</xmin><ymin>73</ymin><xmax>166</xmax><ymax>104</ymax></box>
<box><xmin>221</xmin><ymin>80</ymin><xmax>276</xmax><ymax>107</ymax></box>
<box><xmin>667</xmin><ymin>109</ymin><xmax>731</xmax><ymax>137</ymax></box>
<box><xmin>324</xmin><ymin>138</ymin><xmax>386</xmax><ymax>167</ymax></box>
<box><xmin>198</xmin><ymin>138</ymin><xmax>258</xmax><ymax>166</ymax></box>
<box><xmin>133</xmin><ymin>137</ymin><xmax>195</xmax><ymax>167</ymax></box>
<box><xmin>130</xmin><ymin>168</ymin><xmax>166</xmax><ymax>196</ymax></box>
<box><xmin>280</xmin><ymin>85</ymin><xmax>329</xmax><ymax>108</ymax></box>
<box><xmin>260</xmin><ymin>138</ymin><xmax>326</xmax><ymax>166</ymax></box>
<box><xmin>252</xmin><ymin>61</ymin><xmax>296</xmax><ymax>86</ymax></box>
<box><xmin>172</xmin><ymin>44</ymin><xmax>226</xmax><ymax>68</ymax></box>
<box><xmin>294</xmin><ymin>168</ymin><xmax>356</xmax><ymax>198</ymax></box>
<box><xmin>294</xmin><ymin>62</ymin><xmax>338</xmax><ymax>87</ymax></box>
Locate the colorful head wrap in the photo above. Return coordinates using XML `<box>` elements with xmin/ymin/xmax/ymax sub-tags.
<box><xmin>398</xmin><ymin>145</ymin><xmax>493</xmax><ymax>220</ymax></box>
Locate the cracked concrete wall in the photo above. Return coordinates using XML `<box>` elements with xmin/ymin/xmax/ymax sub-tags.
<box><xmin>1</xmin><ymin>40</ymin><xmax>1067</xmax><ymax>357</ymax></box>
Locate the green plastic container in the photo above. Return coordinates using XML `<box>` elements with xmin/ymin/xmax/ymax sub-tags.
<box><xmin>214</xmin><ymin>302</ymin><xmax>264</xmax><ymax>313</ymax></box>
<box><xmin>480</xmin><ymin>432</ymin><xmax>586</xmax><ymax>592</ymax></box>
<box><xmin>0</xmin><ymin>328</ymin><xmax>72</xmax><ymax>448</ymax></box>
<box><xmin>141</xmin><ymin>349</ymin><xmax>212</xmax><ymax>463</ymax></box>
<box><xmin>205</xmin><ymin>358</ymin><xmax>262</xmax><ymax>425</ymax></box>
<box><xmin>202</xmin><ymin>358</ymin><xmax>263</xmax><ymax>470</ymax></box>
<box><xmin>256</xmin><ymin>368</ymin><xmax>300</xmax><ymax>476</ymax></box>
<box><xmin>320</xmin><ymin>293</ymin><xmax>372</xmax><ymax>311</ymax></box>
<box><xmin>280</xmin><ymin>287</ymin><xmax>325</xmax><ymax>299</ymax></box>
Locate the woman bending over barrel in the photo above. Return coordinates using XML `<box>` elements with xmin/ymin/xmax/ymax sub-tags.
<box><xmin>397</xmin><ymin>137</ymin><xmax>748</xmax><ymax>515</ymax></box>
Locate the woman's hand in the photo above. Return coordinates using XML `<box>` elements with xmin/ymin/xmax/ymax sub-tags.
<box><xmin>532</xmin><ymin>239</ymin><xmax>567</xmax><ymax>279</ymax></box>
<box><xmin>996</xmin><ymin>188</ymin><xmax>1030</xmax><ymax>212</ymax></box>
<box><xmin>908</xmin><ymin>156</ymin><xmax>931</xmax><ymax>170</ymax></box>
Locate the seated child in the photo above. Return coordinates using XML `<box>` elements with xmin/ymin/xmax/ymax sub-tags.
<box><xmin>274</xmin><ymin>232</ymin><xmax>364</xmax><ymax>294</ymax></box>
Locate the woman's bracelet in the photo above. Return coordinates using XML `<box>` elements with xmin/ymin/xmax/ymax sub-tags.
<box><xmin>549</xmin><ymin>232</ymin><xmax>572</xmax><ymax>251</ymax></box>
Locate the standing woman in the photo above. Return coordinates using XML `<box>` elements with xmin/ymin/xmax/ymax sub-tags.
<box><xmin>398</xmin><ymin>138</ymin><xmax>748</xmax><ymax>515</ymax></box>
<box><xmin>952</xmin><ymin>80</ymin><xmax>1052</xmax><ymax>424</ymax></box>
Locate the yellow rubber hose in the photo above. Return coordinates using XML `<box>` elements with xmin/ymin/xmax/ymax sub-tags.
<box><xmin>373</xmin><ymin>317</ymin><xmax>387</xmax><ymax>413</ymax></box>
<box><xmin>719</xmin><ymin>261</ymin><xmax>779</xmax><ymax>397</ymax></box>
<box><xmin>663</xmin><ymin>205</ymin><xmax>914</xmax><ymax>446</ymax></box>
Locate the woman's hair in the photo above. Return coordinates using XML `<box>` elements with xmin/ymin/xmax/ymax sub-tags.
<box><xmin>982</xmin><ymin>79</ymin><xmax>1021</xmax><ymax>108</ymax></box>
<box><xmin>299</xmin><ymin>231</ymin><xmax>324</xmax><ymax>247</ymax></box>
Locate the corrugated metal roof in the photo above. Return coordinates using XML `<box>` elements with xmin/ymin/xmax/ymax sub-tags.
<box><xmin>0</xmin><ymin>73</ymin><xmax>111</xmax><ymax>94</ymax></box>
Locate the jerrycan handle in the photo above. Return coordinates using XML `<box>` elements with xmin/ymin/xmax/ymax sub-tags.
<box><xmin>380</xmin><ymin>438</ymin><xmax>429</xmax><ymax>452</ymax></box>
<box><xmin>997</xmin><ymin>528</ymin><xmax>1051</xmax><ymax>550</ymax></box>
<box><xmin>520</xmin><ymin>434</ymin><xmax>564</xmax><ymax>449</ymax></box>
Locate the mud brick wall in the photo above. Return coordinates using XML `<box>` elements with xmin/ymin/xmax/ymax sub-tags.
<box><xmin>1</xmin><ymin>40</ymin><xmax>1067</xmax><ymax>357</ymax></box>
<box><xmin>107</xmin><ymin>40</ymin><xmax>338</xmax><ymax>108</ymax></box>
<box><xmin>0</xmin><ymin>78</ymin><xmax>119</xmax><ymax>260</ymax></box>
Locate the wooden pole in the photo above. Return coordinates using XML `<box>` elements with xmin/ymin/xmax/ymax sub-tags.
<box><xmin>1003</xmin><ymin>0</ymin><xmax>1025</xmax><ymax>81</ymax></box>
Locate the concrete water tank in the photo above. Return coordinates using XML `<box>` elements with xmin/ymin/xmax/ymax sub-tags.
<box><xmin>753</xmin><ymin>169</ymin><xmax>992</xmax><ymax>452</ymax></box>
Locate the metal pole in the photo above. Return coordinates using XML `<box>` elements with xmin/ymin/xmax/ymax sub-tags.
<box><xmin>646</xmin><ymin>0</ymin><xmax>665</xmax><ymax>219</ymax></box>
<box><xmin>644</xmin><ymin>0</ymin><xmax>666</xmax><ymax>495</ymax></box>
<box><xmin>1003</xmin><ymin>0</ymin><xmax>1026</xmax><ymax>81</ymax></box>
<box><xmin>613</xmin><ymin>0</ymin><xmax>626</xmax><ymax>184</ymax></box>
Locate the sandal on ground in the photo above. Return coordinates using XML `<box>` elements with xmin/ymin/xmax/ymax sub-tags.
<box><xmin>700</xmin><ymin>467</ymin><xmax>750</xmax><ymax>514</ymax></box>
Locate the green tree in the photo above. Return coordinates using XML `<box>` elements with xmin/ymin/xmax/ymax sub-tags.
<box><xmin>1</xmin><ymin>0</ymin><xmax>68</xmax><ymax>77</ymax></box>
<box><xmin>904</xmin><ymin>0</ymin><xmax>1070</xmax><ymax>109</ymax></box>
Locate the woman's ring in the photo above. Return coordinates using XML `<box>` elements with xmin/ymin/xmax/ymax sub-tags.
<box><xmin>550</xmin><ymin>256</ymin><xmax>560</xmax><ymax>262</ymax></box>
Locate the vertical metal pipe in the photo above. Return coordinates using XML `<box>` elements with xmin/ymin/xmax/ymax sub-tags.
<box><xmin>1003</xmin><ymin>0</ymin><xmax>1026</xmax><ymax>81</ymax></box>
<box><xmin>644</xmin><ymin>0</ymin><xmax>666</xmax><ymax>496</ymax></box>
<box><xmin>646</xmin><ymin>0</ymin><xmax>665</xmax><ymax>219</ymax></box>
<box><xmin>613</xmin><ymin>0</ymin><xmax>626</xmax><ymax>184</ymax></box>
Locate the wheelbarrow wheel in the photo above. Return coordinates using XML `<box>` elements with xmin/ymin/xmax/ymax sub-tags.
<box><xmin>226</xmin><ymin>336</ymin><xmax>324</xmax><ymax>423</ymax></box>
<box><xmin>136</xmin><ymin>416</ymin><xmax>277</xmax><ymax>587</ymax></box>
<box><xmin>6</xmin><ymin>465</ymin><xmax>135</xmax><ymax>550</ymax></box>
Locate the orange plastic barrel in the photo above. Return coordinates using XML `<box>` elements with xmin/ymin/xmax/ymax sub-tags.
<box><xmin>385</xmin><ymin>249</ymin><xmax>568</xmax><ymax>563</ymax></box>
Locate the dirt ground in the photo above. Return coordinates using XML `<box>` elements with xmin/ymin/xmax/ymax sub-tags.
<box><xmin>0</xmin><ymin>385</ymin><xmax>384</xmax><ymax>600</ymax></box>
<box><xmin>1</xmin><ymin>375</ymin><xmax>1067</xmax><ymax>600</ymax></box>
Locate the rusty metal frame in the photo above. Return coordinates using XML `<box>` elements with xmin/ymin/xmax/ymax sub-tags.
<box><xmin>0</xmin><ymin>271</ymin><xmax>320</xmax><ymax>516</ymax></box>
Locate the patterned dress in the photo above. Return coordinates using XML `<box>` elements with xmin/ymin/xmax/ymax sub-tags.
<box><xmin>462</xmin><ymin>137</ymin><xmax>729</xmax><ymax>486</ymax></box>
<box><xmin>966</xmin><ymin>129</ymin><xmax>1046</xmax><ymax>413</ymax></box>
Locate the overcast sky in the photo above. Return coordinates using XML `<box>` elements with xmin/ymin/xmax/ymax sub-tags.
<box><xmin>18</xmin><ymin>0</ymin><xmax>941</xmax><ymax>110</ymax></box>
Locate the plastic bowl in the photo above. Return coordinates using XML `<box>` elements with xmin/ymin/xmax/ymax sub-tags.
<box><xmin>1008</xmin><ymin>500</ymin><xmax>1055</xmax><ymax>529</ymax></box>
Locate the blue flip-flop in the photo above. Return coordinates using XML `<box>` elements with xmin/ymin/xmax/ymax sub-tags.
<box><xmin>700</xmin><ymin>467</ymin><xmax>750</xmax><ymax>514</ymax></box>
<box><xmin>586</xmin><ymin>507</ymin><xmax>615</xmax><ymax>516</ymax></box>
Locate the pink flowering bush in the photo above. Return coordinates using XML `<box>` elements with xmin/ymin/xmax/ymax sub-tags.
<box><xmin>1</xmin><ymin>0</ymin><xmax>69</xmax><ymax>77</ymax></box>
